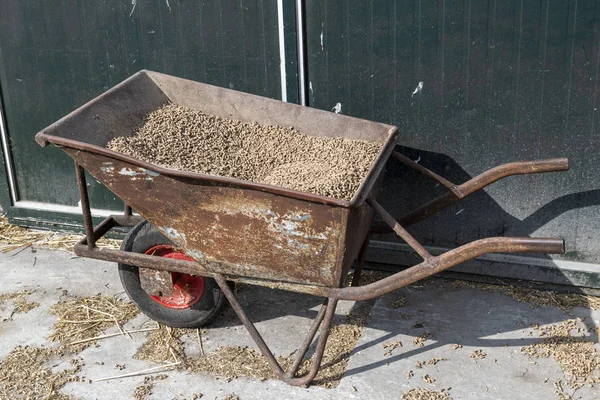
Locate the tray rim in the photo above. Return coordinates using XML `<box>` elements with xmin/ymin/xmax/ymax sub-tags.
<box><xmin>35</xmin><ymin>70</ymin><xmax>399</xmax><ymax>208</ymax></box>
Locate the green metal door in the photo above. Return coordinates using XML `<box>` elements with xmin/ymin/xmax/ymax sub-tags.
<box><xmin>304</xmin><ymin>0</ymin><xmax>600</xmax><ymax>286</ymax></box>
<box><xmin>0</xmin><ymin>0</ymin><xmax>297</xmax><ymax>228</ymax></box>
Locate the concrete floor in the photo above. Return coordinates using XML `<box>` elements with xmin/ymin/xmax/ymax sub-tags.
<box><xmin>0</xmin><ymin>247</ymin><xmax>598</xmax><ymax>399</ymax></box>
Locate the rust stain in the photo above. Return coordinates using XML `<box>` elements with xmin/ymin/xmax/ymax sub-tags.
<box><xmin>70</xmin><ymin>150</ymin><xmax>360</xmax><ymax>287</ymax></box>
<box><xmin>139</xmin><ymin>268</ymin><xmax>173</xmax><ymax>296</ymax></box>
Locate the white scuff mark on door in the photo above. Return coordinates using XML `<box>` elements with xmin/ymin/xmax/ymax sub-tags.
<box><xmin>332</xmin><ymin>102</ymin><xmax>342</xmax><ymax>114</ymax></box>
<box><xmin>276</xmin><ymin>0</ymin><xmax>287</xmax><ymax>102</ymax></box>
<box><xmin>129</xmin><ymin>0</ymin><xmax>137</xmax><ymax>18</ymax></box>
<box><xmin>165</xmin><ymin>0</ymin><xmax>172</xmax><ymax>12</ymax></box>
<box><xmin>309</xmin><ymin>81</ymin><xmax>314</xmax><ymax>96</ymax></box>
<box><xmin>414</xmin><ymin>156</ymin><xmax>421</xmax><ymax>163</ymax></box>
<box><xmin>411</xmin><ymin>81</ymin><xmax>424</xmax><ymax>97</ymax></box>
<box><xmin>320</xmin><ymin>23</ymin><xmax>324</xmax><ymax>51</ymax></box>
<box><xmin>456</xmin><ymin>209</ymin><xmax>464</xmax><ymax>215</ymax></box>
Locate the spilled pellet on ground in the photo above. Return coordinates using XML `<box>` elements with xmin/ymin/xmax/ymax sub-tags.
<box><xmin>0</xmin><ymin>345</ymin><xmax>83</xmax><ymax>399</ymax></box>
<box><xmin>401</xmin><ymin>387</ymin><xmax>452</xmax><ymax>400</ymax></box>
<box><xmin>382</xmin><ymin>340</ymin><xmax>403</xmax><ymax>356</ymax></box>
<box><xmin>134</xmin><ymin>295</ymin><xmax>376</xmax><ymax>388</ymax></box>
<box><xmin>0</xmin><ymin>290</ymin><xmax>39</xmax><ymax>315</ymax></box>
<box><xmin>469</xmin><ymin>350</ymin><xmax>486</xmax><ymax>360</ymax></box>
<box><xmin>391</xmin><ymin>293</ymin><xmax>406</xmax><ymax>308</ymax></box>
<box><xmin>107</xmin><ymin>103</ymin><xmax>382</xmax><ymax>200</ymax></box>
<box><xmin>521</xmin><ymin>319</ymin><xmax>600</xmax><ymax>389</ymax></box>
<box><xmin>132</xmin><ymin>374</ymin><xmax>168</xmax><ymax>400</ymax></box>
<box><xmin>413</xmin><ymin>331</ymin><xmax>434</xmax><ymax>348</ymax></box>
<box><xmin>452</xmin><ymin>280</ymin><xmax>600</xmax><ymax>310</ymax></box>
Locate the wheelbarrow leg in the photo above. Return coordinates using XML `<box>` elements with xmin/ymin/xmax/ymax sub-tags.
<box><xmin>284</xmin><ymin>299</ymin><xmax>329</xmax><ymax>378</ymax></box>
<box><xmin>351</xmin><ymin>235</ymin><xmax>371</xmax><ymax>287</ymax></box>
<box><xmin>214</xmin><ymin>275</ymin><xmax>338</xmax><ymax>387</ymax></box>
<box><xmin>75</xmin><ymin>162</ymin><xmax>96</xmax><ymax>250</ymax></box>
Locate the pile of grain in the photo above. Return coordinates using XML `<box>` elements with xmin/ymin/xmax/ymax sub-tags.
<box><xmin>134</xmin><ymin>325</ymin><xmax>188</xmax><ymax>364</ymax></box>
<box><xmin>413</xmin><ymin>331</ymin><xmax>433</xmax><ymax>348</ymax></box>
<box><xmin>401</xmin><ymin>387</ymin><xmax>452</xmax><ymax>400</ymax></box>
<box><xmin>132</xmin><ymin>374</ymin><xmax>168</xmax><ymax>400</ymax></box>
<box><xmin>0</xmin><ymin>346</ymin><xmax>83</xmax><ymax>400</ymax></box>
<box><xmin>106</xmin><ymin>104</ymin><xmax>382</xmax><ymax>201</ymax></box>
<box><xmin>521</xmin><ymin>319</ymin><xmax>600</xmax><ymax>389</ymax></box>
<box><xmin>452</xmin><ymin>280</ymin><xmax>600</xmax><ymax>310</ymax></box>
<box><xmin>469</xmin><ymin>350</ymin><xmax>486</xmax><ymax>359</ymax></box>
<box><xmin>0</xmin><ymin>290</ymin><xmax>39</xmax><ymax>315</ymax></box>
<box><xmin>382</xmin><ymin>340</ymin><xmax>403</xmax><ymax>356</ymax></box>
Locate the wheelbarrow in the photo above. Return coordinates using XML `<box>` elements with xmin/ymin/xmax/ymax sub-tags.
<box><xmin>35</xmin><ymin>70</ymin><xmax>568</xmax><ymax>387</ymax></box>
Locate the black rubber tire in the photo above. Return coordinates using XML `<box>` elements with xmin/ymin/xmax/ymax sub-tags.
<box><xmin>118</xmin><ymin>220</ymin><xmax>227</xmax><ymax>328</ymax></box>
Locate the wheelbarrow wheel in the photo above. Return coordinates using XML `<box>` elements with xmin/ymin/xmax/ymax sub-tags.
<box><xmin>118</xmin><ymin>220</ymin><xmax>227</xmax><ymax>328</ymax></box>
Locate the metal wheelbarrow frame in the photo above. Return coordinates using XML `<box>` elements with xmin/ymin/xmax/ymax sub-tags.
<box><xmin>35</xmin><ymin>70</ymin><xmax>568</xmax><ymax>387</ymax></box>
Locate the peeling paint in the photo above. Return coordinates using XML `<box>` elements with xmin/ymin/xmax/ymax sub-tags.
<box><xmin>100</xmin><ymin>162</ymin><xmax>115</xmax><ymax>173</ymax></box>
<box><xmin>159</xmin><ymin>226</ymin><xmax>188</xmax><ymax>247</ymax></box>
<box><xmin>65</xmin><ymin>143</ymin><xmax>358</xmax><ymax>288</ymax></box>
<box><xmin>118</xmin><ymin>167</ymin><xmax>159</xmax><ymax>180</ymax></box>
<box><xmin>202</xmin><ymin>198</ymin><xmax>335</xmax><ymax>260</ymax></box>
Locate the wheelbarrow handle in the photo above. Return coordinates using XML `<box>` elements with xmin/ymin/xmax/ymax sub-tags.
<box><xmin>511</xmin><ymin>157</ymin><xmax>569</xmax><ymax>172</ymax></box>
<box><xmin>371</xmin><ymin>155</ymin><xmax>570</xmax><ymax>232</ymax></box>
<box><xmin>465</xmin><ymin>158</ymin><xmax>569</xmax><ymax>194</ymax></box>
<box><xmin>334</xmin><ymin>236</ymin><xmax>565</xmax><ymax>301</ymax></box>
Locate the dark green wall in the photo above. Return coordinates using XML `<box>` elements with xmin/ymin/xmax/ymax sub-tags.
<box><xmin>305</xmin><ymin>0</ymin><xmax>600</xmax><ymax>263</ymax></box>
<box><xmin>0</xmin><ymin>0</ymin><xmax>287</xmax><ymax>211</ymax></box>
<box><xmin>0</xmin><ymin>0</ymin><xmax>598</xmax><ymax>267</ymax></box>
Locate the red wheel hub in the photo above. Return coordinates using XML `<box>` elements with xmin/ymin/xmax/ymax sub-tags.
<box><xmin>144</xmin><ymin>245</ymin><xmax>205</xmax><ymax>309</ymax></box>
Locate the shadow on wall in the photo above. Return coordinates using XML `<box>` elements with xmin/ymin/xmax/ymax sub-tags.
<box><xmin>373</xmin><ymin>145</ymin><xmax>600</xmax><ymax>264</ymax></box>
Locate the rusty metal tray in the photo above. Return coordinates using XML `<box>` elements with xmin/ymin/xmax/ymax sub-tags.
<box><xmin>36</xmin><ymin>70</ymin><xmax>398</xmax><ymax>287</ymax></box>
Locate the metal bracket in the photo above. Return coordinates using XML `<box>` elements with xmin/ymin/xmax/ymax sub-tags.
<box><xmin>139</xmin><ymin>268</ymin><xmax>174</xmax><ymax>296</ymax></box>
